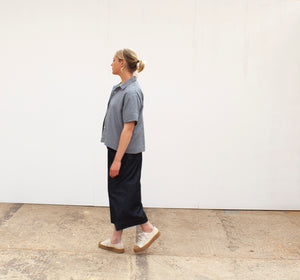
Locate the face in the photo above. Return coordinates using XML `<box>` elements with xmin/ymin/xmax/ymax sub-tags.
<box><xmin>111</xmin><ymin>55</ymin><xmax>124</xmax><ymax>75</ymax></box>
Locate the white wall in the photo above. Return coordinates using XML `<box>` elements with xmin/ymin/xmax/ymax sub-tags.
<box><xmin>0</xmin><ymin>0</ymin><xmax>299</xmax><ymax>210</ymax></box>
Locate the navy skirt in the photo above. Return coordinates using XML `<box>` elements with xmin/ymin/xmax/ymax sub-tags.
<box><xmin>107</xmin><ymin>147</ymin><xmax>148</xmax><ymax>231</ymax></box>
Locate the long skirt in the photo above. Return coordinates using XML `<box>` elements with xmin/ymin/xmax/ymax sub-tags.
<box><xmin>107</xmin><ymin>147</ymin><xmax>148</xmax><ymax>231</ymax></box>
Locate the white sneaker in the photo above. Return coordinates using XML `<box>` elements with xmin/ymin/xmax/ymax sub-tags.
<box><xmin>134</xmin><ymin>226</ymin><xmax>160</xmax><ymax>252</ymax></box>
<box><xmin>98</xmin><ymin>239</ymin><xmax>125</xmax><ymax>254</ymax></box>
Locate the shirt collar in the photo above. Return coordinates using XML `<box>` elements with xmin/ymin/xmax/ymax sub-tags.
<box><xmin>119</xmin><ymin>76</ymin><xmax>137</xmax><ymax>89</ymax></box>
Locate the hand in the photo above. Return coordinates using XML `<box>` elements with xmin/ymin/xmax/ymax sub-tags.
<box><xmin>109</xmin><ymin>160</ymin><xmax>121</xmax><ymax>178</ymax></box>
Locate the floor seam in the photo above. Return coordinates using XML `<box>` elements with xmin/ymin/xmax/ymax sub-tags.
<box><xmin>0</xmin><ymin>247</ymin><xmax>299</xmax><ymax>261</ymax></box>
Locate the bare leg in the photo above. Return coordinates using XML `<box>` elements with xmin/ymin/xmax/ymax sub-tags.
<box><xmin>140</xmin><ymin>221</ymin><xmax>154</xmax><ymax>233</ymax></box>
<box><xmin>111</xmin><ymin>225</ymin><xmax>123</xmax><ymax>244</ymax></box>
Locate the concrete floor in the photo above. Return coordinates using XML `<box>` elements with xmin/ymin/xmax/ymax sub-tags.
<box><xmin>0</xmin><ymin>203</ymin><xmax>299</xmax><ymax>280</ymax></box>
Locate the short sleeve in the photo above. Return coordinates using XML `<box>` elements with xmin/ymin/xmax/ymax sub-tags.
<box><xmin>122</xmin><ymin>93</ymin><xmax>141</xmax><ymax>123</ymax></box>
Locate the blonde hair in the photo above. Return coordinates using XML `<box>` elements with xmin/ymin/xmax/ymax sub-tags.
<box><xmin>115</xmin><ymin>48</ymin><xmax>145</xmax><ymax>73</ymax></box>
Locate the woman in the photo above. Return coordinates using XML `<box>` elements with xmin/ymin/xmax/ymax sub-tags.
<box><xmin>99</xmin><ymin>48</ymin><xmax>160</xmax><ymax>253</ymax></box>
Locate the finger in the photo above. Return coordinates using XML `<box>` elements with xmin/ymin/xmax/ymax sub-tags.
<box><xmin>109</xmin><ymin>170</ymin><xmax>114</xmax><ymax>178</ymax></box>
<box><xmin>110</xmin><ymin>166</ymin><xmax>115</xmax><ymax>176</ymax></box>
<box><xmin>110</xmin><ymin>170</ymin><xmax>117</xmax><ymax>178</ymax></box>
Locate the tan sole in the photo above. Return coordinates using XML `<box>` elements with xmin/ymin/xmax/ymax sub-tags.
<box><xmin>134</xmin><ymin>230</ymin><xmax>161</xmax><ymax>253</ymax></box>
<box><xmin>98</xmin><ymin>242</ymin><xmax>125</xmax><ymax>254</ymax></box>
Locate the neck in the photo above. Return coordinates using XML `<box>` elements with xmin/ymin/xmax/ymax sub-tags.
<box><xmin>119</xmin><ymin>71</ymin><xmax>134</xmax><ymax>84</ymax></box>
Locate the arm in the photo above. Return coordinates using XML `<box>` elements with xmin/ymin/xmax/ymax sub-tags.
<box><xmin>109</xmin><ymin>121</ymin><xmax>136</xmax><ymax>178</ymax></box>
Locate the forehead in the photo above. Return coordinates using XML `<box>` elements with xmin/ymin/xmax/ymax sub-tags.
<box><xmin>113</xmin><ymin>54</ymin><xmax>120</xmax><ymax>61</ymax></box>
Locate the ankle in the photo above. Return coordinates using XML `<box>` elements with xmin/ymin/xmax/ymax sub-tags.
<box><xmin>111</xmin><ymin>238</ymin><xmax>122</xmax><ymax>244</ymax></box>
<box><xmin>141</xmin><ymin>223</ymin><xmax>154</xmax><ymax>233</ymax></box>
